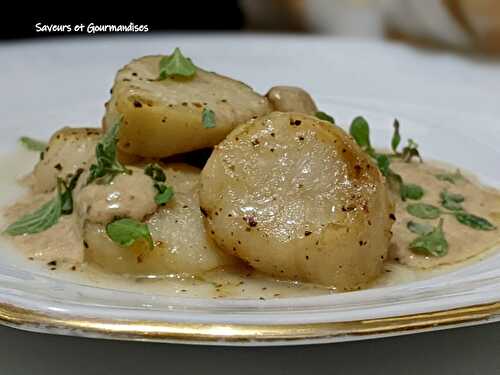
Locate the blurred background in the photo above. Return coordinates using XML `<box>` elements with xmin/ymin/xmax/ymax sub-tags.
<box><xmin>1</xmin><ymin>1</ymin><xmax>500</xmax><ymax>54</ymax></box>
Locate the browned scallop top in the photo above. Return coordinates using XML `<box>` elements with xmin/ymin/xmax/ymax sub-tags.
<box><xmin>202</xmin><ymin>111</ymin><xmax>389</xmax><ymax>241</ymax></box>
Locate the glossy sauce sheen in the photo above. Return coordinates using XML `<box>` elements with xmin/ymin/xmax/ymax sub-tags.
<box><xmin>1</xmin><ymin>149</ymin><xmax>499</xmax><ymax>299</ymax></box>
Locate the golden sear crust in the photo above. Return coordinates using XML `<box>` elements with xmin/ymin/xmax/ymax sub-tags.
<box><xmin>200</xmin><ymin>112</ymin><xmax>394</xmax><ymax>291</ymax></box>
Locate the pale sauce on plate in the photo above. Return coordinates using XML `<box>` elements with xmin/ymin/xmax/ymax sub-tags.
<box><xmin>1</xmin><ymin>149</ymin><xmax>499</xmax><ymax>299</ymax></box>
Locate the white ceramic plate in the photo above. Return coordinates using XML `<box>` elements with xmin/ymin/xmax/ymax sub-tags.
<box><xmin>0</xmin><ymin>34</ymin><xmax>499</xmax><ymax>346</ymax></box>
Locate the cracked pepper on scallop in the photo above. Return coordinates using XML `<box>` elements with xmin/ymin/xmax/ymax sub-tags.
<box><xmin>199</xmin><ymin>112</ymin><xmax>394</xmax><ymax>291</ymax></box>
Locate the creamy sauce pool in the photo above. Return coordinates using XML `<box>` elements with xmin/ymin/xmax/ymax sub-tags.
<box><xmin>1</xmin><ymin>149</ymin><xmax>499</xmax><ymax>299</ymax></box>
<box><xmin>390</xmin><ymin>159</ymin><xmax>500</xmax><ymax>268</ymax></box>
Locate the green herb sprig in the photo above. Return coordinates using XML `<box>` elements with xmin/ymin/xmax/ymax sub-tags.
<box><xmin>4</xmin><ymin>194</ymin><xmax>62</xmax><ymax>236</ymax></box>
<box><xmin>391</xmin><ymin>119</ymin><xmax>401</xmax><ymax>153</ymax></box>
<box><xmin>106</xmin><ymin>218</ymin><xmax>154</xmax><ymax>250</ymax></box>
<box><xmin>4</xmin><ymin>172</ymin><xmax>82</xmax><ymax>236</ymax></box>
<box><xmin>440</xmin><ymin>190</ymin><xmax>464</xmax><ymax>211</ymax></box>
<box><xmin>409</xmin><ymin>218</ymin><xmax>448</xmax><ymax>257</ymax></box>
<box><xmin>60</xmin><ymin>169</ymin><xmax>84</xmax><ymax>215</ymax></box>
<box><xmin>454</xmin><ymin>212</ymin><xmax>496</xmax><ymax>231</ymax></box>
<box><xmin>350</xmin><ymin>117</ymin><xmax>375</xmax><ymax>156</ymax></box>
<box><xmin>435</xmin><ymin>169</ymin><xmax>465</xmax><ymax>184</ymax></box>
<box><xmin>400</xmin><ymin>183</ymin><xmax>424</xmax><ymax>201</ymax></box>
<box><xmin>407</xmin><ymin>203</ymin><xmax>441</xmax><ymax>219</ymax></box>
<box><xmin>407</xmin><ymin>220</ymin><xmax>433</xmax><ymax>235</ymax></box>
<box><xmin>349</xmin><ymin>117</ymin><xmax>424</xmax><ymax>201</ymax></box>
<box><xmin>401</xmin><ymin>139</ymin><xmax>422</xmax><ymax>163</ymax></box>
<box><xmin>315</xmin><ymin>111</ymin><xmax>335</xmax><ymax>124</ymax></box>
<box><xmin>144</xmin><ymin>164</ymin><xmax>175</xmax><ymax>206</ymax></box>
<box><xmin>87</xmin><ymin>120</ymin><xmax>131</xmax><ymax>185</ymax></box>
<box><xmin>389</xmin><ymin>120</ymin><xmax>422</xmax><ymax>163</ymax></box>
<box><xmin>144</xmin><ymin>164</ymin><xmax>166</xmax><ymax>183</ymax></box>
<box><xmin>406</xmin><ymin>191</ymin><xmax>496</xmax><ymax>231</ymax></box>
<box><xmin>19</xmin><ymin>136</ymin><xmax>47</xmax><ymax>152</ymax></box>
<box><xmin>159</xmin><ymin>47</ymin><xmax>196</xmax><ymax>80</ymax></box>
<box><xmin>202</xmin><ymin>108</ymin><xmax>216</xmax><ymax>129</ymax></box>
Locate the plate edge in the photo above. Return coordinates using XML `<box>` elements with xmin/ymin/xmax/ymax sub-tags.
<box><xmin>0</xmin><ymin>301</ymin><xmax>499</xmax><ymax>345</ymax></box>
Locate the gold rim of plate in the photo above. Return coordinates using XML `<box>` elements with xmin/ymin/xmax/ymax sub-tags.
<box><xmin>0</xmin><ymin>301</ymin><xmax>499</xmax><ymax>344</ymax></box>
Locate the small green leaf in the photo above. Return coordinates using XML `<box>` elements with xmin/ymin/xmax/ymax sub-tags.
<box><xmin>401</xmin><ymin>139</ymin><xmax>422</xmax><ymax>163</ymax></box>
<box><xmin>4</xmin><ymin>194</ymin><xmax>62</xmax><ymax>236</ymax></box>
<box><xmin>386</xmin><ymin>169</ymin><xmax>403</xmax><ymax>191</ymax></box>
<box><xmin>349</xmin><ymin>116</ymin><xmax>374</xmax><ymax>155</ymax></box>
<box><xmin>440</xmin><ymin>190</ymin><xmax>465</xmax><ymax>211</ymax></box>
<box><xmin>154</xmin><ymin>183</ymin><xmax>174</xmax><ymax>205</ymax></box>
<box><xmin>202</xmin><ymin>108</ymin><xmax>216</xmax><ymax>129</ymax></box>
<box><xmin>407</xmin><ymin>203</ymin><xmax>441</xmax><ymax>219</ymax></box>
<box><xmin>409</xmin><ymin>218</ymin><xmax>448</xmax><ymax>257</ymax></box>
<box><xmin>442</xmin><ymin>200</ymin><xmax>462</xmax><ymax>211</ymax></box>
<box><xmin>376</xmin><ymin>154</ymin><xmax>390</xmax><ymax>177</ymax></box>
<box><xmin>391</xmin><ymin>119</ymin><xmax>401</xmax><ymax>153</ymax></box>
<box><xmin>400</xmin><ymin>183</ymin><xmax>424</xmax><ymax>201</ymax></box>
<box><xmin>3</xmin><ymin>170</ymin><xmax>83</xmax><ymax>236</ymax></box>
<box><xmin>144</xmin><ymin>164</ymin><xmax>166</xmax><ymax>183</ymax></box>
<box><xmin>143</xmin><ymin>164</ymin><xmax>174</xmax><ymax>206</ymax></box>
<box><xmin>315</xmin><ymin>111</ymin><xmax>335</xmax><ymax>124</ymax></box>
<box><xmin>106</xmin><ymin>218</ymin><xmax>154</xmax><ymax>249</ymax></box>
<box><xmin>87</xmin><ymin>120</ymin><xmax>131</xmax><ymax>185</ymax></box>
<box><xmin>59</xmin><ymin>169</ymin><xmax>83</xmax><ymax>215</ymax></box>
<box><xmin>407</xmin><ymin>220</ymin><xmax>433</xmax><ymax>235</ymax></box>
<box><xmin>435</xmin><ymin>170</ymin><xmax>464</xmax><ymax>184</ymax></box>
<box><xmin>19</xmin><ymin>136</ymin><xmax>47</xmax><ymax>152</ymax></box>
<box><xmin>159</xmin><ymin>47</ymin><xmax>196</xmax><ymax>80</ymax></box>
<box><xmin>454</xmin><ymin>212</ymin><xmax>496</xmax><ymax>231</ymax></box>
<box><xmin>440</xmin><ymin>190</ymin><xmax>464</xmax><ymax>203</ymax></box>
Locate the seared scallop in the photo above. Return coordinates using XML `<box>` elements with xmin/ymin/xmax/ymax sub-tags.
<box><xmin>199</xmin><ymin>112</ymin><xmax>394</xmax><ymax>291</ymax></box>
<box><xmin>103</xmin><ymin>55</ymin><xmax>272</xmax><ymax>158</ymax></box>
<box><xmin>32</xmin><ymin>127</ymin><xmax>101</xmax><ymax>193</ymax></box>
<box><xmin>83</xmin><ymin>163</ymin><xmax>238</xmax><ymax>276</ymax></box>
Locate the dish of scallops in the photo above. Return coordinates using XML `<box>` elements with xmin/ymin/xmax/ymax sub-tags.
<box><xmin>0</xmin><ymin>36</ymin><xmax>499</xmax><ymax>345</ymax></box>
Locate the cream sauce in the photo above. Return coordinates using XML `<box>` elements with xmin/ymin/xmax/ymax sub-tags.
<box><xmin>1</xmin><ymin>149</ymin><xmax>499</xmax><ymax>299</ymax></box>
<box><xmin>390</xmin><ymin>159</ymin><xmax>500</xmax><ymax>268</ymax></box>
<box><xmin>74</xmin><ymin>166</ymin><xmax>157</xmax><ymax>224</ymax></box>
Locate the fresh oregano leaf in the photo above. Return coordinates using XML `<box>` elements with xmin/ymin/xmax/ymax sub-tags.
<box><xmin>407</xmin><ymin>203</ymin><xmax>441</xmax><ymax>219</ymax></box>
<box><xmin>440</xmin><ymin>190</ymin><xmax>465</xmax><ymax>211</ymax></box>
<box><xmin>59</xmin><ymin>169</ymin><xmax>83</xmax><ymax>215</ymax></box>
<box><xmin>391</xmin><ymin>119</ymin><xmax>401</xmax><ymax>153</ymax></box>
<box><xmin>376</xmin><ymin>154</ymin><xmax>391</xmax><ymax>177</ymax></box>
<box><xmin>143</xmin><ymin>164</ymin><xmax>174</xmax><ymax>206</ymax></box>
<box><xmin>4</xmin><ymin>191</ymin><xmax>62</xmax><ymax>236</ymax></box>
<box><xmin>350</xmin><ymin>116</ymin><xmax>375</xmax><ymax>156</ymax></box>
<box><xmin>202</xmin><ymin>108</ymin><xmax>216</xmax><ymax>129</ymax></box>
<box><xmin>154</xmin><ymin>183</ymin><xmax>175</xmax><ymax>205</ymax></box>
<box><xmin>401</xmin><ymin>139</ymin><xmax>422</xmax><ymax>163</ymax></box>
<box><xmin>19</xmin><ymin>136</ymin><xmax>47</xmax><ymax>152</ymax></box>
<box><xmin>159</xmin><ymin>47</ymin><xmax>196</xmax><ymax>80</ymax></box>
<box><xmin>144</xmin><ymin>164</ymin><xmax>166</xmax><ymax>182</ymax></box>
<box><xmin>400</xmin><ymin>183</ymin><xmax>424</xmax><ymax>201</ymax></box>
<box><xmin>4</xmin><ymin>171</ymin><xmax>83</xmax><ymax>236</ymax></box>
<box><xmin>106</xmin><ymin>218</ymin><xmax>154</xmax><ymax>249</ymax></box>
<box><xmin>435</xmin><ymin>169</ymin><xmax>464</xmax><ymax>184</ymax></box>
<box><xmin>454</xmin><ymin>212</ymin><xmax>496</xmax><ymax>231</ymax></box>
<box><xmin>407</xmin><ymin>220</ymin><xmax>433</xmax><ymax>235</ymax></box>
<box><xmin>315</xmin><ymin>111</ymin><xmax>335</xmax><ymax>124</ymax></box>
<box><xmin>409</xmin><ymin>218</ymin><xmax>448</xmax><ymax>257</ymax></box>
<box><xmin>87</xmin><ymin>120</ymin><xmax>131</xmax><ymax>185</ymax></box>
